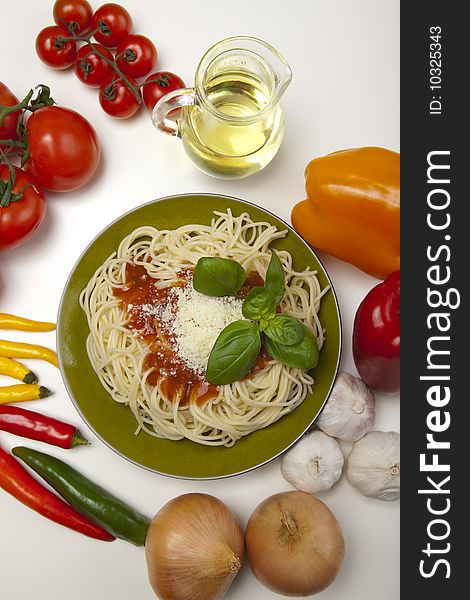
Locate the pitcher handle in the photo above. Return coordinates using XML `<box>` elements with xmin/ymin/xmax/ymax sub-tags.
<box><xmin>151</xmin><ymin>88</ymin><xmax>196</xmax><ymax>136</ymax></box>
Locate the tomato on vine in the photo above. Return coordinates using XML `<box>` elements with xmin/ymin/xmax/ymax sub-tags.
<box><xmin>53</xmin><ymin>0</ymin><xmax>93</xmax><ymax>35</ymax></box>
<box><xmin>99</xmin><ymin>74</ymin><xmax>141</xmax><ymax>119</ymax></box>
<box><xmin>115</xmin><ymin>34</ymin><xmax>157</xmax><ymax>79</ymax></box>
<box><xmin>92</xmin><ymin>3</ymin><xmax>133</xmax><ymax>47</ymax></box>
<box><xmin>0</xmin><ymin>82</ymin><xmax>22</xmax><ymax>150</ymax></box>
<box><xmin>142</xmin><ymin>72</ymin><xmax>185</xmax><ymax>111</ymax></box>
<box><xmin>36</xmin><ymin>25</ymin><xmax>77</xmax><ymax>69</ymax></box>
<box><xmin>25</xmin><ymin>105</ymin><xmax>101</xmax><ymax>192</ymax></box>
<box><xmin>33</xmin><ymin>3</ymin><xmax>172</xmax><ymax>121</ymax></box>
<box><xmin>74</xmin><ymin>43</ymin><xmax>114</xmax><ymax>86</ymax></box>
<box><xmin>0</xmin><ymin>166</ymin><xmax>46</xmax><ymax>251</ymax></box>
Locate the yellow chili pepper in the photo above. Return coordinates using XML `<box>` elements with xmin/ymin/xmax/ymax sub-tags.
<box><xmin>0</xmin><ymin>313</ymin><xmax>56</xmax><ymax>332</ymax></box>
<box><xmin>0</xmin><ymin>356</ymin><xmax>38</xmax><ymax>384</ymax></box>
<box><xmin>0</xmin><ymin>340</ymin><xmax>59</xmax><ymax>368</ymax></box>
<box><xmin>0</xmin><ymin>384</ymin><xmax>52</xmax><ymax>404</ymax></box>
<box><xmin>291</xmin><ymin>147</ymin><xmax>400</xmax><ymax>279</ymax></box>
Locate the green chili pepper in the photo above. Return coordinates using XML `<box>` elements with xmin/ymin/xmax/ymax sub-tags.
<box><xmin>12</xmin><ymin>446</ymin><xmax>150</xmax><ymax>546</ymax></box>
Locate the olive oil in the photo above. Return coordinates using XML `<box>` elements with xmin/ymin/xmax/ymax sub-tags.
<box><xmin>179</xmin><ymin>71</ymin><xmax>285</xmax><ymax>179</ymax></box>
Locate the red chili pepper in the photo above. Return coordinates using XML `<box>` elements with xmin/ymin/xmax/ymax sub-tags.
<box><xmin>353</xmin><ymin>270</ymin><xmax>400</xmax><ymax>393</ymax></box>
<box><xmin>0</xmin><ymin>405</ymin><xmax>88</xmax><ymax>449</ymax></box>
<box><xmin>0</xmin><ymin>444</ymin><xmax>115</xmax><ymax>541</ymax></box>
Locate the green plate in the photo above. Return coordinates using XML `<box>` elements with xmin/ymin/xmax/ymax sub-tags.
<box><xmin>57</xmin><ymin>194</ymin><xmax>341</xmax><ymax>479</ymax></box>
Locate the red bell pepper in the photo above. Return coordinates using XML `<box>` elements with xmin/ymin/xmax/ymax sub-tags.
<box><xmin>352</xmin><ymin>270</ymin><xmax>400</xmax><ymax>393</ymax></box>
<box><xmin>0</xmin><ymin>405</ymin><xmax>88</xmax><ymax>448</ymax></box>
<box><xmin>0</xmin><ymin>444</ymin><xmax>115</xmax><ymax>541</ymax></box>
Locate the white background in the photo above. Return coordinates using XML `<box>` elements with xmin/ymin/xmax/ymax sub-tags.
<box><xmin>0</xmin><ymin>1</ymin><xmax>400</xmax><ymax>598</ymax></box>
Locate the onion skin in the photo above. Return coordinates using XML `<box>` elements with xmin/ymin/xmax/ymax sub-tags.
<box><xmin>145</xmin><ymin>493</ymin><xmax>244</xmax><ymax>600</ymax></box>
<box><xmin>246</xmin><ymin>491</ymin><xmax>345</xmax><ymax>596</ymax></box>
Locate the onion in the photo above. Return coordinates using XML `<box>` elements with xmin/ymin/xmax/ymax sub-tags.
<box><xmin>246</xmin><ymin>491</ymin><xmax>344</xmax><ymax>596</ymax></box>
<box><xmin>145</xmin><ymin>493</ymin><xmax>244</xmax><ymax>600</ymax></box>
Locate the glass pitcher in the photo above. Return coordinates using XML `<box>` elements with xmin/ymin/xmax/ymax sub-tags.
<box><xmin>151</xmin><ymin>36</ymin><xmax>292</xmax><ymax>179</ymax></box>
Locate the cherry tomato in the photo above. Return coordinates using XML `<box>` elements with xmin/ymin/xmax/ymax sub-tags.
<box><xmin>25</xmin><ymin>106</ymin><xmax>101</xmax><ymax>192</ymax></box>
<box><xmin>115</xmin><ymin>34</ymin><xmax>157</xmax><ymax>79</ymax></box>
<box><xmin>0</xmin><ymin>166</ymin><xmax>46</xmax><ymax>251</ymax></box>
<box><xmin>92</xmin><ymin>3</ymin><xmax>133</xmax><ymax>47</ymax></box>
<box><xmin>0</xmin><ymin>82</ymin><xmax>22</xmax><ymax>149</ymax></box>
<box><xmin>73</xmin><ymin>43</ymin><xmax>114</xmax><ymax>87</ymax></box>
<box><xmin>53</xmin><ymin>0</ymin><xmax>93</xmax><ymax>35</ymax></box>
<box><xmin>142</xmin><ymin>71</ymin><xmax>185</xmax><ymax>111</ymax></box>
<box><xmin>99</xmin><ymin>75</ymin><xmax>141</xmax><ymax>119</ymax></box>
<box><xmin>36</xmin><ymin>25</ymin><xmax>77</xmax><ymax>70</ymax></box>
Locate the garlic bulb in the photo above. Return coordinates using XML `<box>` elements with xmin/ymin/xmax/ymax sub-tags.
<box><xmin>316</xmin><ymin>371</ymin><xmax>375</xmax><ymax>441</ymax></box>
<box><xmin>281</xmin><ymin>431</ymin><xmax>344</xmax><ymax>493</ymax></box>
<box><xmin>347</xmin><ymin>431</ymin><xmax>400</xmax><ymax>501</ymax></box>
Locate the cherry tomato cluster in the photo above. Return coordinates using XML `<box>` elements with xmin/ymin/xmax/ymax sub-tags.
<box><xmin>36</xmin><ymin>1</ymin><xmax>185</xmax><ymax>119</ymax></box>
<box><xmin>0</xmin><ymin>83</ymin><xmax>101</xmax><ymax>251</ymax></box>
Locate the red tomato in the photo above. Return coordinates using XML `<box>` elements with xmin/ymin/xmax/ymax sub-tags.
<box><xmin>142</xmin><ymin>71</ymin><xmax>185</xmax><ymax>111</ymax></box>
<box><xmin>53</xmin><ymin>0</ymin><xmax>93</xmax><ymax>35</ymax></box>
<box><xmin>0</xmin><ymin>166</ymin><xmax>46</xmax><ymax>251</ymax></box>
<box><xmin>92</xmin><ymin>3</ymin><xmax>133</xmax><ymax>47</ymax></box>
<box><xmin>353</xmin><ymin>270</ymin><xmax>400</xmax><ymax>393</ymax></box>
<box><xmin>115</xmin><ymin>34</ymin><xmax>157</xmax><ymax>79</ymax></box>
<box><xmin>36</xmin><ymin>25</ymin><xmax>77</xmax><ymax>70</ymax></box>
<box><xmin>74</xmin><ymin>43</ymin><xmax>114</xmax><ymax>87</ymax></box>
<box><xmin>99</xmin><ymin>75</ymin><xmax>141</xmax><ymax>119</ymax></box>
<box><xmin>25</xmin><ymin>106</ymin><xmax>101</xmax><ymax>192</ymax></box>
<box><xmin>0</xmin><ymin>82</ymin><xmax>22</xmax><ymax>149</ymax></box>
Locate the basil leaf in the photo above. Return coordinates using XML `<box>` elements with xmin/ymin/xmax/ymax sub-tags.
<box><xmin>265</xmin><ymin>250</ymin><xmax>285</xmax><ymax>305</ymax></box>
<box><xmin>193</xmin><ymin>257</ymin><xmax>246</xmax><ymax>297</ymax></box>
<box><xmin>242</xmin><ymin>287</ymin><xmax>276</xmax><ymax>321</ymax></box>
<box><xmin>265</xmin><ymin>324</ymin><xmax>319</xmax><ymax>370</ymax></box>
<box><xmin>259</xmin><ymin>318</ymin><xmax>270</xmax><ymax>332</ymax></box>
<box><xmin>264</xmin><ymin>314</ymin><xmax>305</xmax><ymax>346</ymax></box>
<box><xmin>206</xmin><ymin>320</ymin><xmax>261</xmax><ymax>385</ymax></box>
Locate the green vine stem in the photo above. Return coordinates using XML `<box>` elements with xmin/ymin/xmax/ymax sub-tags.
<box><xmin>0</xmin><ymin>151</ymin><xmax>17</xmax><ymax>207</ymax></box>
<box><xmin>0</xmin><ymin>178</ymin><xmax>38</xmax><ymax>207</ymax></box>
<box><xmin>0</xmin><ymin>85</ymin><xmax>54</xmax><ymax>205</ymax></box>
<box><xmin>0</xmin><ymin>85</ymin><xmax>54</xmax><ymax>125</ymax></box>
<box><xmin>0</xmin><ymin>146</ymin><xmax>38</xmax><ymax>207</ymax></box>
<box><xmin>56</xmin><ymin>27</ymin><xmax>142</xmax><ymax>104</ymax></box>
<box><xmin>0</xmin><ymin>85</ymin><xmax>53</xmax><ymax>167</ymax></box>
<box><xmin>0</xmin><ymin>89</ymin><xmax>33</xmax><ymax>126</ymax></box>
<box><xmin>0</xmin><ymin>139</ymin><xmax>25</xmax><ymax>151</ymax></box>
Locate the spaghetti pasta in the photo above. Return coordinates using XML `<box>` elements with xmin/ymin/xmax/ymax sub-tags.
<box><xmin>79</xmin><ymin>210</ymin><xmax>328</xmax><ymax>446</ymax></box>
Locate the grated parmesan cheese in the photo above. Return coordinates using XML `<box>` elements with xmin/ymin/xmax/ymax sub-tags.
<box><xmin>162</xmin><ymin>287</ymin><xmax>244</xmax><ymax>375</ymax></box>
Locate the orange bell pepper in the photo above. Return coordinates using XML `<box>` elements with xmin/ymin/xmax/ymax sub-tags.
<box><xmin>291</xmin><ymin>147</ymin><xmax>400</xmax><ymax>279</ymax></box>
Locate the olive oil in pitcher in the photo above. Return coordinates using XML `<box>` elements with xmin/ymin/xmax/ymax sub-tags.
<box><xmin>179</xmin><ymin>71</ymin><xmax>285</xmax><ymax>179</ymax></box>
<box><xmin>152</xmin><ymin>37</ymin><xmax>292</xmax><ymax>179</ymax></box>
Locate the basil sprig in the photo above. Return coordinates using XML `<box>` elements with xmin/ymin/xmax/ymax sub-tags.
<box><xmin>200</xmin><ymin>250</ymin><xmax>320</xmax><ymax>385</ymax></box>
<box><xmin>193</xmin><ymin>257</ymin><xmax>246</xmax><ymax>296</ymax></box>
